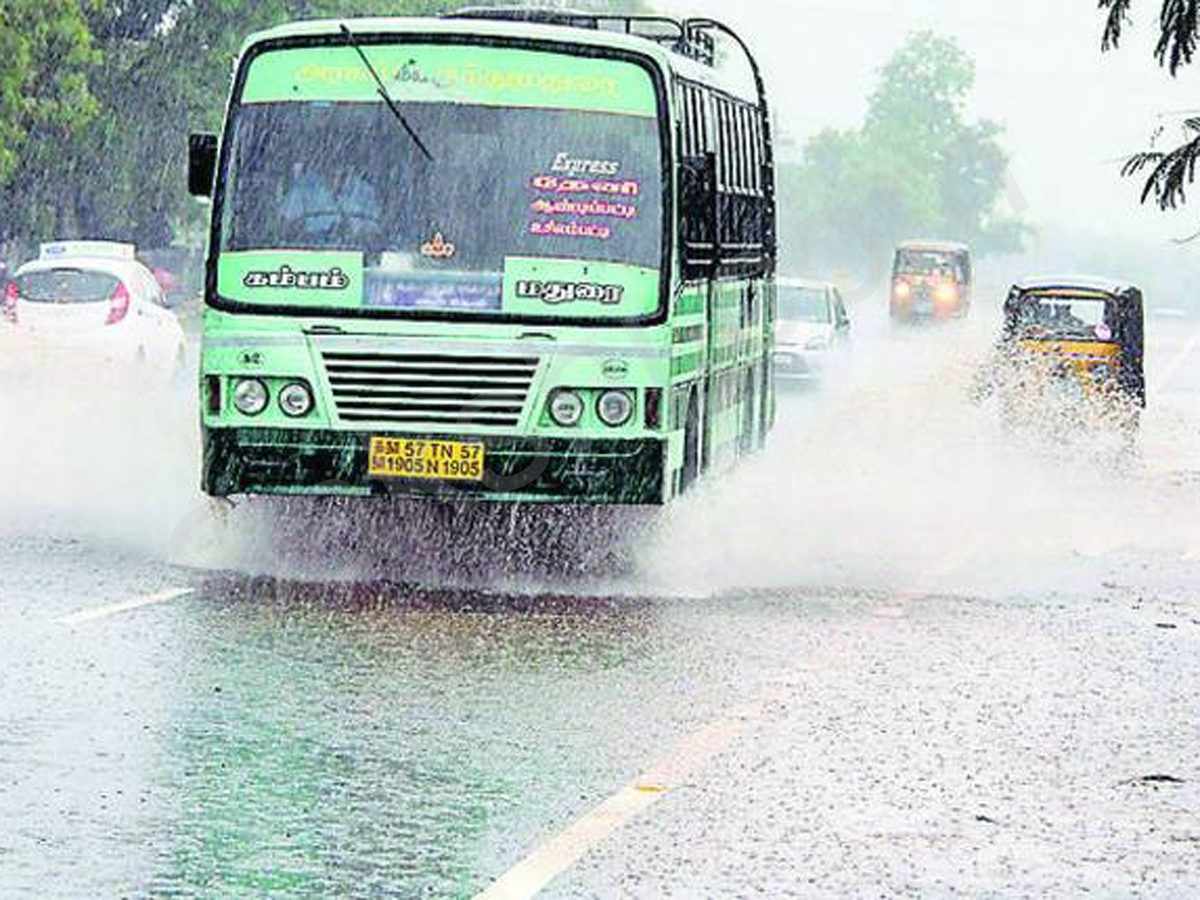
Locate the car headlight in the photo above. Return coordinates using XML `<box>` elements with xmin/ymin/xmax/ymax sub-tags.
<box><xmin>936</xmin><ymin>283</ymin><xmax>959</xmax><ymax>303</ymax></box>
<box><xmin>893</xmin><ymin>280</ymin><xmax>912</xmax><ymax>299</ymax></box>
<box><xmin>597</xmin><ymin>389</ymin><xmax>634</xmax><ymax>427</ymax></box>
<box><xmin>232</xmin><ymin>378</ymin><xmax>269</xmax><ymax>416</ymax></box>
<box><xmin>804</xmin><ymin>336</ymin><xmax>830</xmax><ymax>351</ymax></box>
<box><xmin>278</xmin><ymin>382</ymin><xmax>314</xmax><ymax>417</ymax></box>
<box><xmin>548</xmin><ymin>389</ymin><xmax>585</xmax><ymax>427</ymax></box>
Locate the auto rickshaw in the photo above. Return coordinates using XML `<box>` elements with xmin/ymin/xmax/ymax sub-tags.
<box><xmin>890</xmin><ymin>240</ymin><xmax>971</xmax><ymax>322</ymax></box>
<box><xmin>980</xmin><ymin>276</ymin><xmax>1145</xmax><ymax>435</ymax></box>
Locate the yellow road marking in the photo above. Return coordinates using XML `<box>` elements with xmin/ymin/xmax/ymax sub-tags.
<box><xmin>474</xmin><ymin>545</ymin><xmax>982</xmax><ymax>899</ymax></box>
<box><xmin>56</xmin><ymin>587</ymin><xmax>195</xmax><ymax>625</ymax></box>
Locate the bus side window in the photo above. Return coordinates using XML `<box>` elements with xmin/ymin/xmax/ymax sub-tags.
<box><xmin>682</xmin><ymin>83</ymin><xmax>698</xmax><ymax>157</ymax></box>
<box><xmin>739</xmin><ymin>106</ymin><xmax>750</xmax><ymax>192</ymax></box>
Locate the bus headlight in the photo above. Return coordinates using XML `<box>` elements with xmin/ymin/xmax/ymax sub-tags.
<box><xmin>279</xmin><ymin>382</ymin><xmax>314</xmax><ymax>418</ymax></box>
<box><xmin>597</xmin><ymin>390</ymin><xmax>634</xmax><ymax>427</ymax></box>
<box><xmin>232</xmin><ymin>378</ymin><xmax>269</xmax><ymax>416</ymax></box>
<box><xmin>548</xmin><ymin>389</ymin><xmax>585</xmax><ymax>427</ymax></box>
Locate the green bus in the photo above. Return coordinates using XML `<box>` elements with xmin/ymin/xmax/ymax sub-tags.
<box><xmin>188</xmin><ymin>9</ymin><xmax>777</xmax><ymax>505</ymax></box>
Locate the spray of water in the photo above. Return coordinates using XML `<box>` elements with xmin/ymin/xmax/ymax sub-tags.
<box><xmin>645</xmin><ymin>306</ymin><xmax>1200</xmax><ymax>600</ymax></box>
<box><xmin>3</xmin><ymin>309</ymin><xmax>1198</xmax><ymax>600</ymax></box>
<box><xmin>0</xmin><ymin>356</ymin><xmax>200</xmax><ymax>555</ymax></box>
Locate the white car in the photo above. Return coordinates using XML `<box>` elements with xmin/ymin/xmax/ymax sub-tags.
<box><xmin>4</xmin><ymin>241</ymin><xmax>187</xmax><ymax>376</ymax></box>
<box><xmin>774</xmin><ymin>277</ymin><xmax>851</xmax><ymax>382</ymax></box>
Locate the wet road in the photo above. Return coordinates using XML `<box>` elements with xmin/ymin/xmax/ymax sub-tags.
<box><xmin>2</xmin><ymin>303</ymin><xmax>1200</xmax><ymax>897</ymax></box>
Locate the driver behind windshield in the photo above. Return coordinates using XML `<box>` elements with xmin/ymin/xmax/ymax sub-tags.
<box><xmin>1017</xmin><ymin>298</ymin><xmax>1106</xmax><ymax>340</ymax></box>
<box><xmin>281</xmin><ymin>160</ymin><xmax>381</xmax><ymax>238</ymax></box>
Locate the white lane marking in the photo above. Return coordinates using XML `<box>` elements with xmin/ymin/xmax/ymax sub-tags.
<box><xmin>56</xmin><ymin>587</ymin><xmax>195</xmax><ymax>625</ymax></box>
<box><xmin>476</xmin><ymin>547</ymin><xmax>982</xmax><ymax>900</ymax></box>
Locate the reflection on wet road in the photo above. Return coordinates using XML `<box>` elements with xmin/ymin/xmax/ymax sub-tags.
<box><xmin>2</xmin><ymin>305</ymin><xmax>1199</xmax><ymax>896</ymax></box>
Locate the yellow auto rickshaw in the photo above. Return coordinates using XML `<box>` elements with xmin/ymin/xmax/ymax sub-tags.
<box><xmin>890</xmin><ymin>240</ymin><xmax>972</xmax><ymax>322</ymax></box>
<box><xmin>980</xmin><ymin>277</ymin><xmax>1145</xmax><ymax>435</ymax></box>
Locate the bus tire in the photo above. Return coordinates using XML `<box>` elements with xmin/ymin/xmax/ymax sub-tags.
<box><xmin>681</xmin><ymin>391</ymin><xmax>700</xmax><ymax>492</ymax></box>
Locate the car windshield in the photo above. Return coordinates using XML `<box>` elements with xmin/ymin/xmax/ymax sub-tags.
<box><xmin>777</xmin><ymin>286</ymin><xmax>830</xmax><ymax>323</ymax></box>
<box><xmin>16</xmin><ymin>268</ymin><xmax>120</xmax><ymax>304</ymax></box>
<box><xmin>220</xmin><ymin>101</ymin><xmax>662</xmax><ymax>312</ymax></box>
<box><xmin>1016</xmin><ymin>294</ymin><xmax>1111</xmax><ymax>340</ymax></box>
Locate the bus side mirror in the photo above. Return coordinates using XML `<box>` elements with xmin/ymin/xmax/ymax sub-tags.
<box><xmin>680</xmin><ymin>153</ymin><xmax>716</xmax><ymax>281</ymax></box>
<box><xmin>188</xmin><ymin>133</ymin><xmax>218</xmax><ymax>198</ymax></box>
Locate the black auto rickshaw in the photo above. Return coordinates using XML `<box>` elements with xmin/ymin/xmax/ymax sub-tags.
<box><xmin>979</xmin><ymin>276</ymin><xmax>1145</xmax><ymax>435</ymax></box>
<box><xmin>890</xmin><ymin>240</ymin><xmax>971</xmax><ymax>322</ymax></box>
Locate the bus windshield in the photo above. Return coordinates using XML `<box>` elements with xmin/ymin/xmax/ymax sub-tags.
<box><xmin>216</xmin><ymin>42</ymin><xmax>665</xmax><ymax>321</ymax></box>
<box><xmin>223</xmin><ymin>102</ymin><xmax>661</xmax><ymax>265</ymax></box>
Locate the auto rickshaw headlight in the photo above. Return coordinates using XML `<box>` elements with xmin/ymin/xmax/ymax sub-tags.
<box><xmin>935</xmin><ymin>282</ymin><xmax>959</xmax><ymax>303</ymax></box>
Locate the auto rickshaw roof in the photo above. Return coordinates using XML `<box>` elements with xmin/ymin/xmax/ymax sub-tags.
<box><xmin>1012</xmin><ymin>275</ymin><xmax>1140</xmax><ymax>299</ymax></box>
<box><xmin>896</xmin><ymin>240</ymin><xmax>969</xmax><ymax>253</ymax></box>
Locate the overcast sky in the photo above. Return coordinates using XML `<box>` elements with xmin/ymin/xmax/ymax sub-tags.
<box><xmin>661</xmin><ymin>0</ymin><xmax>1199</xmax><ymax>247</ymax></box>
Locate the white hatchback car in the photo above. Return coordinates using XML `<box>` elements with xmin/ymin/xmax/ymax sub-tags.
<box><xmin>4</xmin><ymin>241</ymin><xmax>187</xmax><ymax>376</ymax></box>
<box><xmin>774</xmin><ymin>277</ymin><xmax>851</xmax><ymax>382</ymax></box>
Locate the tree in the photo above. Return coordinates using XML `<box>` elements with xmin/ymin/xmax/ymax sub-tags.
<box><xmin>0</xmin><ymin>0</ymin><xmax>99</xmax><ymax>247</ymax></box>
<box><xmin>1100</xmin><ymin>1</ymin><xmax>1200</xmax><ymax>211</ymax></box>
<box><xmin>63</xmin><ymin>0</ymin><xmax>461</xmax><ymax>249</ymax></box>
<box><xmin>777</xmin><ymin>31</ymin><xmax>1022</xmax><ymax>277</ymax></box>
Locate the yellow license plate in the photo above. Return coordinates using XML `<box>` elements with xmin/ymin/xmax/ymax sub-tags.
<box><xmin>368</xmin><ymin>437</ymin><xmax>485</xmax><ymax>481</ymax></box>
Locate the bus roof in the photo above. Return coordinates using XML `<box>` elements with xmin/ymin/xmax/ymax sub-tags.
<box><xmin>238</xmin><ymin>15</ymin><xmax>761</xmax><ymax>103</ymax></box>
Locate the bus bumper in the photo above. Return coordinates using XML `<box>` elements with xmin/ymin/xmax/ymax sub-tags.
<box><xmin>203</xmin><ymin>428</ymin><xmax>669</xmax><ymax>505</ymax></box>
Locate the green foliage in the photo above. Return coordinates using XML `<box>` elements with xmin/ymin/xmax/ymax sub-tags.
<box><xmin>0</xmin><ymin>0</ymin><xmax>99</xmax><ymax>241</ymax></box>
<box><xmin>777</xmin><ymin>31</ymin><xmax>1024</xmax><ymax>276</ymax></box>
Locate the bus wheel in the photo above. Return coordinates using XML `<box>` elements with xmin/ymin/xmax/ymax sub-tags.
<box><xmin>681</xmin><ymin>392</ymin><xmax>700</xmax><ymax>492</ymax></box>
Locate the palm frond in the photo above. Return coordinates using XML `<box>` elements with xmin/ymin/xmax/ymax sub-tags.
<box><xmin>1155</xmin><ymin>0</ymin><xmax>1200</xmax><ymax>74</ymax></box>
<box><xmin>1099</xmin><ymin>0</ymin><xmax>1134</xmax><ymax>50</ymax></box>
<box><xmin>1124</xmin><ymin>125</ymin><xmax>1200</xmax><ymax>209</ymax></box>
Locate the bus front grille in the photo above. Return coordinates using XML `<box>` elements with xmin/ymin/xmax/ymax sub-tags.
<box><xmin>320</xmin><ymin>351</ymin><xmax>539</xmax><ymax>427</ymax></box>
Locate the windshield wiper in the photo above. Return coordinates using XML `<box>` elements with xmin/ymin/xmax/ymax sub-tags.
<box><xmin>339</xmin><ymin>23</ymin><xmax>434</xmax><ymax>162</ymax></box>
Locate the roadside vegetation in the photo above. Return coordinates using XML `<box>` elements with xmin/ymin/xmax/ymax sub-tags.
<box><xmin>776</xmin><ymin>31</ymin><xmax>1025</xmax><ymax>279</ymax></box>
